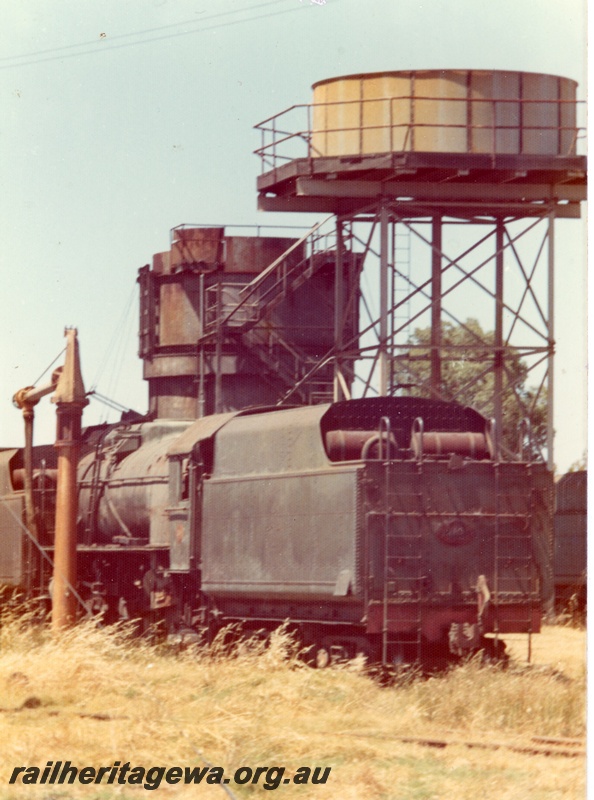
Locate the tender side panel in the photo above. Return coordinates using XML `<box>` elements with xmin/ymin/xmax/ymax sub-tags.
<box><xmin>201</xmin><ymin>469</ymin><xmax>359</xmax><ymax>596</ymax></box>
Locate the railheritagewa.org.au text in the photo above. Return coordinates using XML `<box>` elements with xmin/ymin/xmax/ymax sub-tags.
<box><xmin>9</xmin><ymin>761</ymin><xmax>331</xmax><ymax>791</ymax></box>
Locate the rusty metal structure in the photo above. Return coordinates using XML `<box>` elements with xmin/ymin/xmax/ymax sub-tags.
<box><xmin>138</xmin><ymin>224</ymin><xmax>360</xmax><ymax>416</ymax></box>
<box><xmin>254</xmin><ymin>69</ymin><xmax>586</xmax><ymax>467</ymax></box>
<box><xmin>11</xmin><ymin>330</ymin><xmax>87</xmax><ymax>629</ymax></box>
<box><xmin>50</xmin><ymin>329</ymin><xmax>88</xmax><ymax>629</ymax></box>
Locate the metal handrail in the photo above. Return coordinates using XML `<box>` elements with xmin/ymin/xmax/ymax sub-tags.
<box><xmin>204</xmin><ymin>283</ymin><xmax>260</xmax><ymax>330</ymax></box>
<box><xmin>170</xmin><ymin>222</ymin><xmax>311</xmax><ymax>240</ymax></box>
<box><xmin>254</xmin><ymin>94</ymin><xmax>586</xmax><ymax>171</ymax></box>
<box><xmin>206</xmin><ymin>218</ymin><xmax>336</xmax><ymax>333</ymax></box>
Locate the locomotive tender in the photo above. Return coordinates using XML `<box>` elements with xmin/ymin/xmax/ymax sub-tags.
<box><xmin>0</xmin><ymin>394</ymin><xmax>553</xmax><ymax>664</ymax></box>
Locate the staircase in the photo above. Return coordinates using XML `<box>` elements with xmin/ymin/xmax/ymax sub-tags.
<box><xmin>200</xmin><ymin>218</ymin><xmax>343</xmax><ymax>405</ymax></box>
<box><xmin>241</xmin><ymin>323</ymin><xmax>334</xmax><ymax>405</ymax></box>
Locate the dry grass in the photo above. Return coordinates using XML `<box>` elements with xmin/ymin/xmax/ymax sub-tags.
<box><xmin>0</xmin><ymin>606</ymin><xmax>586</xmax><ymax>799</ymax></box>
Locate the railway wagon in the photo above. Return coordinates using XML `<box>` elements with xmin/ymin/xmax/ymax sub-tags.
<box><xmin>554</xmin><ymin>470</ymin><xmax>587</xmax><ymax>611</ymax></box>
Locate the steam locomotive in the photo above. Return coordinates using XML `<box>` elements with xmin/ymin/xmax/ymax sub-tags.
<box><xmin>0</xmin><ymin>394</ymin><xmax>553</xmax><ymax>665</ymax></box>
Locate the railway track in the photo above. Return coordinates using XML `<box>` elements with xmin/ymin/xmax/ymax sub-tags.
<box><xmin>337</xmin><ymin>731</ymin><xmax>585</xmax><ymax>759</ymax></box>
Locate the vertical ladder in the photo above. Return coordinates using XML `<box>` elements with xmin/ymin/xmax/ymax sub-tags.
<box><xmin>382</xmin><ymin>508</ymin><xmax>424</xmax><ymax>665</ymax></box>
<box><xmin>380</xmin><ymin>417</ymin><xmax>424</xmax><ymax>665</ymax></box>
<box><xmin>393</xmin><ymin>222</ymin><xmax>412</xmax><ymax>331</ymax></box>
<box><xmin>493</xmin><ymin>464</ymin><xmax>537</xmax><ymax>661</ymax></box>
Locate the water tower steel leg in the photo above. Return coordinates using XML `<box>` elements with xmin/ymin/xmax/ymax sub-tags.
<box><xmin>495</xmin><ymin>219</ymin><xmax>504</xmax><ymax>458</ymax></box>
<box><xmin>334</xmin><ymin>219</ymin><xmax>345</xmax><ymax>401</ymax></box>
<box><xmin>547</xmin><ymin>212</ymin><xmax>555</xmax><ymax>470</ymax></box>
<box><xmin>430</xmin><ymin>215</ymin><xmax>442</xmax><ymax>398</ymax></box>
<box><xmin>379</xmin><ymin>204</ymin><xmax>389</xmax><ymax>396</ymax></box>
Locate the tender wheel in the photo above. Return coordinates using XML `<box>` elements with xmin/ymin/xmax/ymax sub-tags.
<box><xmin>480</xmin><ymin>636</ymin><xmax>508</xmax><ymax>664</ymax></box>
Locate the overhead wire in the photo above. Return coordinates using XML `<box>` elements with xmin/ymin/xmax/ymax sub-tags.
<box><xmin>105</xmin><ymin>288</ymin><xmax>139</xmax><ymax>418</ymax></box>
<box><xmin>0</xmin><ymin>0</ymin><xmax>292</xmax><ymax>63</ymax></box>
<box><xmin>32</xmin><ymin>347</ymin><xmax>66</xmax><ymax>387</ymax></box>
<box><xmin>0</xmin><ymin>0</ymin><xmax>333</xmax><ymax>71</ymax></box>
<box><xmin>87</xmin><ymin>391</ymin><xmax>130</xmax><ymax>414</ymax></box>
<box><xmin>91</xmin><ymin>284</ymin><xmax>137</xmax><ymax>392</ymax></box>
<box><xmin>91</xmin><ymin>284</ymin><xmax>138</xmax><ymax>423</ymax></box>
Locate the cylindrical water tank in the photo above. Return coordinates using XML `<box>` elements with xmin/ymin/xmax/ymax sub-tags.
<box><xmin>311</xmin><ymin>70</ymin><xmax>578</xmax><ymax>158</ymax></box>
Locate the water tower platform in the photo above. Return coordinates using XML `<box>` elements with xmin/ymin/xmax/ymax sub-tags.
<box><xmin>255</xmin><ymin>70</ymin><xmax>586</xmax><ymax>217</ymax></box>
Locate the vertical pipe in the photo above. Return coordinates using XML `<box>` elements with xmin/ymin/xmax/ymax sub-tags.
<box><xmin>214</xmin><ymin>282</ymin><xmax>223</xmax><ymax>414</ymax></box>
<box><xmin>51</xmin><ymin>328</ymin><xmax>87</xmax><ymax>630</ymax></box>
<box><xmin>358</xmin><ymin>78</ymin><xmax>364</xmax><ymax>155</ymax></box>
<box><xmin>22</xmin><ymin>409</ymin><xmax>39</xmax><ymax>543</ymax></box>
<box><xmin>494</xmin><ymin>219</ymin><xmax>504</xmax><ymax>459</ymax></box>
<box><xmin>197</xmin><ymin>273</ymin><xmax>205</xmax><ymax>418</ymax></box>
<box><xmin>465</xmin><ymin>71</ymin><xmax>472</xmax><ymax>154</ymax></box>
<box><xmin>13</xmin><ymin>372</ymin><xmax>62</xmax><ymax>597</ymax></box>
<box><xmin>547</xmin><ymin>212</ymin><xmax>555</xmax><ymax>470</ymax></box>
<box><xmin>52</xmin><ymin>406</ymin><xmax>80</xmax><ymax>630</ymax></box>
<box><xmin>430</xmin><ymin>215</ymin><xmax>442</xmax><ymax>398</ymax></box>
<box><xmin>334</xmin><ymin>220</ymin><xmax>345</xmax><ymax>401</ymax></box>
<box><xmin>22</xmin><ymin>408</ymin><xmax>37</xmax><ymax>596</ymax></box>
<box><xmin>379</xmin><ymin>204</ymin><xmax>389</xmax><ymax>396</ymax></box>
<box><xmin>410</xmin><ymin>73</ymin><xmax>415</xmax><ymax>151</ymax></box>
<box><xmin>198</xmin><ymin>348</ymin><xmax>206</xmax><ymax>418</ymax></box>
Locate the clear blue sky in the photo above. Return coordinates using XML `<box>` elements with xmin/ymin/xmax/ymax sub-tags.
<box><xmin>0</xmin><ymin>0</ymin><xmax>587</xmax><ymax>472</ymax></box>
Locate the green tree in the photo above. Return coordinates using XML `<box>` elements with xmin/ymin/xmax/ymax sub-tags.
<box><xmin>394</xmin><ymin>318</ymin><xmax>547</xmax><ymax>459</ymax></box>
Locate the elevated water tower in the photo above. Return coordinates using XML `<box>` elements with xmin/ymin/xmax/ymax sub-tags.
<box><xmin>255</xmin><ymin>69</ymin><xmax>586</xmax><ymax>466</ymax></box>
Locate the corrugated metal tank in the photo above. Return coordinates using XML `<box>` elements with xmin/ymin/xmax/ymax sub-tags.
<box><xmin>311</xmin><ymin>70</ymin><xmax>577</xmax><ymax>157</ymax></box>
